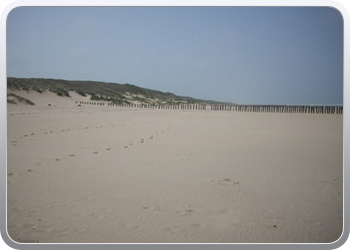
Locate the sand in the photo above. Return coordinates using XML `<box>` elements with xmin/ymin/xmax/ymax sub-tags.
<box><xmin>7</xmin><ymin>91</ymin><xmax>343</xmax><ymax>243</ymax></box>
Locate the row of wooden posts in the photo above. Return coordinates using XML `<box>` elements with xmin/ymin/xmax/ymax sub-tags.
<box><xmin>77</xmin><ymin>101</ymin><xmax>343</xmax><ymax>114</ymax></box>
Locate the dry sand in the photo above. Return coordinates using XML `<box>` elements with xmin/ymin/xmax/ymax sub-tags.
<box><xmin>7</xmin><ymin>91</ymin><xmax>343</xmax><ymax>243</ymax></box>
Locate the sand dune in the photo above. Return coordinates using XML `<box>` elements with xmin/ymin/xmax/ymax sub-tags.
<box><xmin>7</xmin><ymin>91</ymin><xmax>343</xmax><ymax>243</ymax></box>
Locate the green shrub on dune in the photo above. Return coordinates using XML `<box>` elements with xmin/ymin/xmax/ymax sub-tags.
<box><xmin>7</xmin><ymin>93</ymin><xmax>35</xmax><ymax>105</ymax></box>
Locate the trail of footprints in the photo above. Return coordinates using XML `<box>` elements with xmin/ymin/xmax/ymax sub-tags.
<box><xmin>10</xmin><ymin>124</ymin><xmax>116</xmax><ymax>147</ymax></box>
<box><xmin>11</xmin><ymin>124</ymin><xmax>168</xmax><ymax>146</ymax></box>
<box><xmin>8</xmin><ymin>129</ymin><xmax>166</xmax><ymax>180</ymax></box>
<box><xmin>14</xmin><ymin>124</ymin><xmax>116</xmax><ymax>143</ymax></box>
<box><xmin>9</xmin><ymin>124</ymin><xmax>170</xmax><ymax>173</ymax></box>
<box><xmin>51</xmin><ymin>129</ymin><xmax>165</xmax><ymax>162</ymax></box>
<box><xmin>13</xmin><ymin>124</ymin><xmax>170</xmax><ymax>147</ymax></box>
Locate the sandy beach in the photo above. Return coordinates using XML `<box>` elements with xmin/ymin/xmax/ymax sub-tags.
<box><xmin>7</xmin><ymin>91</ymin><xmax>343</xmax><ymax>243</ymax></box>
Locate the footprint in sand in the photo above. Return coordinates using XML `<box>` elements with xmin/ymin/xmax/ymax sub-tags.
<box><xmin>7</xmin><ymin>172</ymin><xmax>14</xmax><ymax>176</ymax></box>
<box><xmin>124</xmin><ymin>146</ymin><xmax>129</xmax><ymax>148</ymax></box>
<box><xmin>211</xmin><ymin>178</ymin><xmax>240</xmax><ymax>186</ymax></box>
<box><xmin>105</xmin><ymin>148</ymin><xmax>111</xmax><ymax>151</ymax></box>
<box><xmin>31</xmin><ymin>133</ymin><xmax>35</xmax><ymax>135</ymax></box>
<box><xmin>184</xmin><ymin>209</ymin><xmax>194</xmax><ymax>214</ymax></box>
<box><xmin>140</xmin><ymin>139</ymin><xmax>145</xmax><ymax>143</ymax></box>
<box><xmin>149</xmin><ymin>135</ymin><xmax>154</xmax><ymax>139</ymax></box>
<box><xmin>55</xmin><ymin>158</ymin><xmax>60</xmax><ymax>161</ymax></box>
<box><xmin>141</xmin><ymin>206</ymin><xmax>160</xmax><ymax>211</ymax></box>
<box><xmin>92</xmin><ymin>151</ymin><xmax>99</xmax><ymax>154</ymax></box>
<box><xmin>68</xmin><ymin>154</ymin><xmax>76</xmax><ymax>157</ymax></box>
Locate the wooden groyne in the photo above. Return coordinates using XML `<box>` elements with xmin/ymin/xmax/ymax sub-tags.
<box><xmin>77</xmin><ymin>102</ymin><xmax>343</xmax><ymax>114</ymax></box>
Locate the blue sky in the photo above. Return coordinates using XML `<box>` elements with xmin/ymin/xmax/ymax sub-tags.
<box><xmin>7</xmin><ymin>7</ymin><xmax>343</xmax><ymax>105</ymax></box>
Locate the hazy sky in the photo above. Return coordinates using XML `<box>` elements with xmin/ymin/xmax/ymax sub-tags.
<box><xmin>7</xmin><ymin>7</ymin><xmax>343</xmax><ymax>105</ymax></box>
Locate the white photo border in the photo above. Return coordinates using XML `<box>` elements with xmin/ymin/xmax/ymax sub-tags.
<box><xmin>1</xmin><ymin>1</ymin><xmax>348</xmax><ymax>249</ymax></box>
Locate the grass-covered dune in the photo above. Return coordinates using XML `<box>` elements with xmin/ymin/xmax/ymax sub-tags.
<box><xmin>7</xmin><ymin>77</ymin><xmax>232</xmax><ymax>106</ymax></box>
<box><xmin>7</xmin><ymin>93</ymin><xmax>35</xmax><ymax>105</ymax></box>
